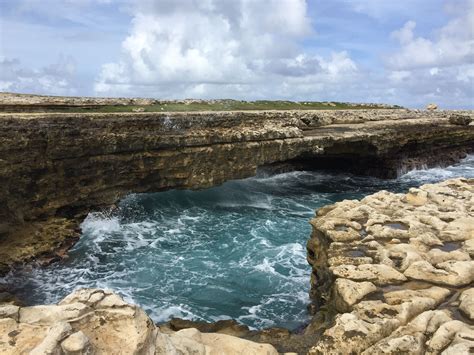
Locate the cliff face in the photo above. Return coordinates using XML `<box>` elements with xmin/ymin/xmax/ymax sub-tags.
<box><xmin>0</xmin><ymin>109</ymin><xmax>473</xmax><ymax>272</ymax></box>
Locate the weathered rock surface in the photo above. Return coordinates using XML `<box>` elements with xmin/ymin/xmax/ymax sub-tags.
<box><xmin>449</xmin><ymin>114</ymin><xmax>473</xmax><ymax>126</ymax></box>
<box><xmin>0</xmin><ymin>288</ymin><xmax>279</xmax><ymax>355</ymax></box>
<box><xmin>1</xmin><ymin>107</ymin><xmax>473</xmax><ymax>274</ymax></box>
<box><xmin>307</xmin><ymin>178</ymin><xmax>474</xmax><ymax>354</ymax></box>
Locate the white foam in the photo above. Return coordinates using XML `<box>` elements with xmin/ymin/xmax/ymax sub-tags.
<box><xmin>81</xmin><ymin>213</ymin><xmax>121</xmax><ymax>235</ymax></box>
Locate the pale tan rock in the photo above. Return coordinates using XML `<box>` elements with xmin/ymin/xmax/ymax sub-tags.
<box><xmin>96</xmin><ymin>293</ymin><xmax>130</xmax><ymax>308</ymax></box>
<box><xmin>309</xmin><ymin>312</ymin><xmax>400</xmax><ymax>354</ymax></box>
<box><xmin>59</xmin><ymin>288</ymin><xmax>107</xmax><ymax>306</ymax></box>
<box><xmin>363</xmin><ymin>310</ymin><xmax>452</xmax><ymax>354</ymax></box>
<box><xmin>4</xmin><ymin>288</ymin><xmax>279</xmax><ymax>355</ymax></box>
<box><xmin>0</xmin><ymin>304</ymin><xmax>19</xmax><ymax>321</ymax></box>
<box><xmin>383</xmin><ymin>286</ymin><xmax>450</xmax><ymax>307</ymax></box>
<box><xmin>200</xmin><ymin>332</ymin><xmax>279</xmax><ymax>355</ymax></box>
<box><xmin>404</xmin><ymin>260</ymin><xmax>474</xmax><ymax>286</ymax></box>
<box><xmin>308</xmin><ymin>178</ymin><xmax>474</xmax><ymax>354</ymax></box>
<box><xmin>440</xmin><ymin>217</ymin><xmax>474</xmax><ymax>241</ymax></box>
<box><xmin>19</xmin><ymin>303</ymin><xmax>89</xmax><ymax>325</ymax></box>
<box><xmin>61</xmin><ymin>331</ymin><xmax>92</xmax><ymax>355</ymax></box>
<box><xmin>426</xmin><ymin>103</ymin><xmax>438</xmax><ymax>110</ymax></box>
<box><xmin>333</xmin><ymin>279</ymin><xmax>377</xmax><ymax>312</ymax></box>
<box><xmin>427</xmin><ymin>249</ymin><xmax>470</xmax><ymax>265</ymax></box>
<box><xmin>0</xmin><ymin>318</ymin><xmax>49</xmax><ymax>355</ymax></box>
<box><xmin>331</xmin><ymin>264</ymin><xmax>407</xmax><ymax>285</ymax></box>
<box><xmin>426</xmin><ymin>320</ymin><xmax>474</xmax><ymax>354</ymax></box>
<box><xmin>462</xmin><ymin>239</ymin><xmax>474</xmax><ymax>257</ymax></box>
<box><xmin>30</xmin><ymin>321</ymin><xmax>72</xmax><ymax>355</ymax></box>
<box><xmin>403</xmin><ymin>189</ymin><xmax>428</xmax><ymax>206</ymax></box>
<box><xmin>459</xmin><ymin>288</ymin><xmax>474</xmax><ymax>320</ymax></box>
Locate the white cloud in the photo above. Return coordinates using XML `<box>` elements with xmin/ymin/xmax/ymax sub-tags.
<box><xmin>388</xmin><ymin>1</ymin><xmax>474</xmax><ymax>70</ymax></box>
<box><xmin>0</xmin><ymin>55</ymin><xmax>77</xmax><ymax>95</ymax></box>
<box><xmin>381</xmin><ymin>0</ymin><xmax>474</xmax><ymax>108</ymax></box>
<box><xmin>94</xmin><ymin>0</ymin><xmax>358</xmax><ymax>99</ymax></box>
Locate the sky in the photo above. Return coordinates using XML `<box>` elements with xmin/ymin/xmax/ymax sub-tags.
<box><xmin>0</xmin><ymin>0</ymin><xmax>473</xmax><ymax>108</ymax></box>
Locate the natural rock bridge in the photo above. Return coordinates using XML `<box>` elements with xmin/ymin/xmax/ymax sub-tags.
<box><xmin>0</xmin><ymin>108</ymin><xmax>473</xmax><ymax>273</ymax></box>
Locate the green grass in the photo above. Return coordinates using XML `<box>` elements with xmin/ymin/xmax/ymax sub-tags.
<box><xmin>3</xmin><ymin>100</ymin><xmax>403</xmax><ymax>113</ymax></box>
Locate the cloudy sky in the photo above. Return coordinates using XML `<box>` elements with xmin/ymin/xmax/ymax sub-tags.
<box><xmin>0</xmin><ymin>0</ymin><xmax>473</xmax><ymax>108</ymax></box>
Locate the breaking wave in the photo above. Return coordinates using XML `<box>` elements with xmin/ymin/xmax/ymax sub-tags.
<box><xmin>2</xmin><ymin>155</ymin><xmax>473</xmax><ymax>330</ymax></box>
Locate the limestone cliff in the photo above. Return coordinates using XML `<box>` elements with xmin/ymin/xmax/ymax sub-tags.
<box><xmin>0</xmin><ymin>109</ymin><xmax>473</xmax><ymax>273</ymax></box>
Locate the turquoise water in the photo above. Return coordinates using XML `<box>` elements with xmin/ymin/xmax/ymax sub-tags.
<box><xmin>3</xmin><ymin>155</ymin><xmax>474</xmax><ymax>330</ymax></box>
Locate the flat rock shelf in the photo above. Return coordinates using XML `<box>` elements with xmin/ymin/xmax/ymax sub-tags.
<box><xmin>307</xmin><ymin>178</ymin><xmax>474</xmax><ymax>354</ymax></box>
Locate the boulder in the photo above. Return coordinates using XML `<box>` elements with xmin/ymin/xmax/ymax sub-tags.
<box><xmin>426</xmin><ymin>103</ymin><xmax>438</xmax><ymax>110</ymax></box>
<box><xmin>449</xmin><ymin>114</ymin><xmax>472</xmax><ymax>126</ymax></box>
<box><xmin>61</xmin><ymin>331</ymin><xmax>92</xmax><ymax>355</ymax></box>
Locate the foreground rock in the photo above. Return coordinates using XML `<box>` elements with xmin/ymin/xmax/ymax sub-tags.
<box><xmin>1</xmin><ymin>106</ymin><xmax>473</xmax><ymax>274</ymax></box>
<box><xmin>0</xmin><ymin>288</ymin><xmax>279</xmax><ymax>355</ymax></box>
<box><xmin>307</xmin><ymin>178</ymin><xmax>474</xmax><ymax>354</ymax></box>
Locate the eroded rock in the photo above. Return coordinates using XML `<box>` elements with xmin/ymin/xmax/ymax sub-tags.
<box><xmin>0</xmin><ymin>288</ymin><xmax>278</xmax><ymax>355</ymax></box>
<box><xmin>459</xmin><ymin>288</ymin><xmax>474</xmax><ymax>320</ymax></box>
<box><xmin>307</xmin><ymin>178</ymin><xmax>474</xmax><ymax>354</ymax></box>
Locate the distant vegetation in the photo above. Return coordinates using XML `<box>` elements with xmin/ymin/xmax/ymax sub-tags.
<box><xmin>89</xmin><ymin>101</ymin><xmax>400</xmax><ymax>112</ymax></box>
<box><xmin>0</xmin><ymin>93</ymin><xmax>402</xmax><ymax>113</ymax></box>
<box><xmin>25</xmin><ymin>101</ymin><xmax>401</xmax><ymax>113</ymax></box>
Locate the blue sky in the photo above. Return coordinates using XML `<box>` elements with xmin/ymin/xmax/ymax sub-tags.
<box><xmin>0</xmin><ymin>0</ymin><xmax>473</xmax><ymax>108</ymax></box>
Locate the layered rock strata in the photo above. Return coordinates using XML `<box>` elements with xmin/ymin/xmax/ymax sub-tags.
<box><xmin>0</xmin><ymin>288</ymin><xmax>280</xmax><ymax>355</ymax></box>
<box><xmin>1</xmin><ymin>109</ymin><xmax>473</xmax><ymax>273</ymax></box>
<box><xmin>306</xmin><ymin>178</ymin><xmax>474</xmax><ymax>354</ymax></box>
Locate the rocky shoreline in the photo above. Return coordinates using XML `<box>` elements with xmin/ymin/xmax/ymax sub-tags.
<box><xmin>307</xmin><ymin>178</ymin><xmax>474</xmax><ymax>354</ymax></box>
<box><xmin>1</xmin><ymin>107</ymin><xmax>473</xmax><ymax>274</ymax></box>
<box><xmin>1</xmin><ymin>178</ymin><xmax>472</xmax><ymax>354</ymax></box>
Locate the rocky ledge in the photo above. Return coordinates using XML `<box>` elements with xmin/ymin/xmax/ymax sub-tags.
<box><xmin>306</xmin><ymin>178</ymin><xmax>474</xmax><ymax>354</ymax></box>
<box><xmin>0</xmin><ymin>288</ymin><xmax>283</xmax><ymax>355</ymax></box>
<box><xmin>1</xmin><ymin>108</ymin><xmax>473</xmax><ymax>274</ymax></box>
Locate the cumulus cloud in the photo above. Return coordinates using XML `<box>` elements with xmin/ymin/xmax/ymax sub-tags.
<box><xmin>388</xmin><ymin>2</ymin><xmax>474</xmax><ymax>70</ymax></box>
<box><xmin>94</xmin><ymin>0</ymin><xmax>358</xmax><ymax>99</ymax></box>
<box><xmin>381</xmin><ymin>0</ymin><xmax>474</xmax><ymax>108</ymax></box>
<box><xmin>0</xmin><ymin>55</ymin><xmax>77</xmax><ymax>95</ymax></box>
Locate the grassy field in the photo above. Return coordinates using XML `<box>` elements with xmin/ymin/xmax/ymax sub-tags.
<box><xmin>22</xmin><ymin>100</ymin><xmax>401</xmax><ymax>113</ymax></box>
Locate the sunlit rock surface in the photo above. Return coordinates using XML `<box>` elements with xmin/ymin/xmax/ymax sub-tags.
<box><xmin>307</xmin><ymin>178</ymin><xmax>474</xmax><ymax>354</ymax></box>
<box><xmin>0</xmin><ymin>288</ymin><xmax>279</xmax><ymax>355</ymax></box>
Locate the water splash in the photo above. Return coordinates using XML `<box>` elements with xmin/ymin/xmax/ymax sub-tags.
<box><xmin>2</xmin><ymin>155</ymin><xmax>473</xmax><ymax>330</ymax></box>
